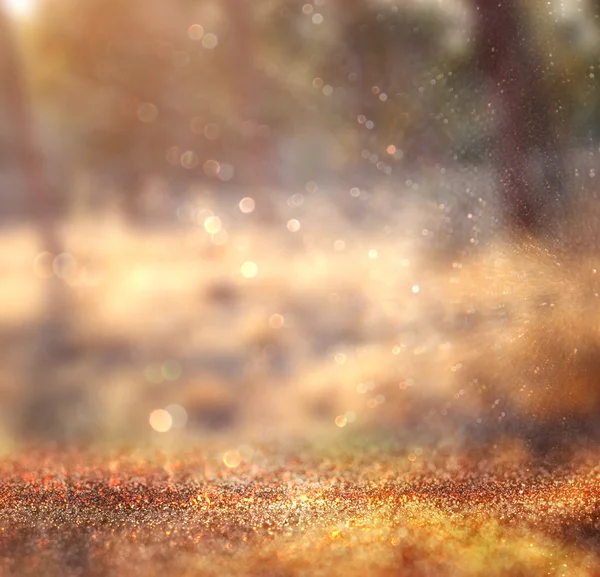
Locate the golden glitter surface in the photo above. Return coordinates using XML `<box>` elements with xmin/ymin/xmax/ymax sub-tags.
<box><xmin>1</xmin><ymin>446</ymin><xmax>600</xmax><ymax>577</ymax></box>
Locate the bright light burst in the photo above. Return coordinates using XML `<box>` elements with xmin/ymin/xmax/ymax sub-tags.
<box><xmin>4</xmin><ymin>0</ymin><xmax>36</xmax><ymax>18</ymax></box>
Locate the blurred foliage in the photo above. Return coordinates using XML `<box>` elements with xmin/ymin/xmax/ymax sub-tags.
<box><xmin>3</xmin><ymin>0</ymin><xmax>600</xmax><ymax>444</ymax></box>
<box><xmin>2</xmin><ymin>0</ymin><xmax>600</xmax><ymax>206</ymax></box>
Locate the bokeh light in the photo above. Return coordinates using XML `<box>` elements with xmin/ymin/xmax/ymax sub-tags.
<box><xmin>240</xmin><ymin>261</ymin><xmax>258</xmax><ymax>278</ymax></box>
<box><xmin>33</xmin><ymin>252</ymin><xmax>54</xmax><ymax>279</ymax></box>
<box><xmin>203</xmin><ymin>160</ymin><xmax>220</xmax><ymax>177</ymax></box>
<box><xmin>286</xmin><ymin>219</ymin><xmax>301</xmax><ymax>232</ymax></box>
<box><xmin>2</xmin><ymin>0</ymin><xmax>600</xmax><ymax>572</ymax></box>
<box><xmin>52</xmin><ymin>253</ymin><xmax>77</xmax><ymax>281</ymax></box>
<box><xmin>239</xmin><ymin>197</ymin><xmax>255</xmax><ymax>213</ymax></box>
<box><xmin>204</xmin><ymin>215</ymin><xmax>222</xmax><ymax>234</ymax></box>
<box><xmin>4</xmin><ymin>0</ymin><xmax>35</xmax><ymax>18</ymax></box>
<box><xmin>166</xmin><ymin>404</ymin><xmax>188</xmax><ymax>428</ymax></box>
<box><xmin>202</xmin><ymin>33</ymin><xmax>218</xmax><ymax>49</ymax></box>
<box><xmin>223</xmin><ymin>450</ymin><xmax>241</xmax><ymax>468</ymax></box>
<box><xmin>149</xmin><ymin>409</ymin><xmax>173</xmax><ymax>433</ymax></box>
<box><xmin>136</xmin><ymin>102</ymin><xmax>158</xmax><ymax>123</ymax></box>
<box><xmin>187</xmin><ymin>24</ymin><xmax>204</xmax><ymax>40</ymax></box>
<box><xmin>269</xmin><ymin>313</ymin><xmax>284</xmax><ymax>329</ymax></box>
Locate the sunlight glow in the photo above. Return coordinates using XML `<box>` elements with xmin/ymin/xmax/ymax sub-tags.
<box><xmin>4</xmin><ymin>0</ymin><xmax>36</xmax><ymax>18</ymax></box>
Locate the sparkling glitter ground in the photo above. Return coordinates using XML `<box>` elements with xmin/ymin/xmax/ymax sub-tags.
<box><xmin>1</xmin><ymin>446</ymin><xmax>600</xmax><ymax>576</ymax></box>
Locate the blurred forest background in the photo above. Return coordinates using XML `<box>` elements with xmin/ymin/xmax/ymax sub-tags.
<box><xmin>2</xmin><ymin>0</ymin><xmax>600</xmax><ymax>450</ymax></box>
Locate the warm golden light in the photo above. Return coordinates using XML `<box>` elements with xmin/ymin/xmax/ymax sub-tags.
<box><xmin>149</xmin><ymin>409</ymin><xmax>172</xmax><ymax>433</ymax></box>
<box><xmin>4</xmin><ymin>0</ymin><xmax>36</xmax><ymax>18</ymax></box>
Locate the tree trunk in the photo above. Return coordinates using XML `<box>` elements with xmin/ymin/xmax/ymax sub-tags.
<box><xmin>0</xmin><ymin>3</ymin><xmax>74</xmax><ymax>441</ymax></box>
<box><xmin>473</xmin><ymin>0</ymin><xmax>567</xmax><ymax>233</ymax></box>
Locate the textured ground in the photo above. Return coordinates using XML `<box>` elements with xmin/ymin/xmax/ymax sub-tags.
<box><xmin>4</xmin><ymin>194</ymin><xmax>600</xmax><ymax>576</ymax></box>
<box><xmin>1</xmin><ymin>445</ymin><xmax>600</xmax><ymax>577</ymax></box>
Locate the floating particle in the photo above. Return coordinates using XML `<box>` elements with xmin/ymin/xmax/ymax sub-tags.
<box><xmin>203</xmin><ymin>160</ymin><xmax>220</xmax><ymax>177</ymax></box>
<box><xmin>223</xmin><ymin>450</ymin><xmax>241</xmax><ymax>468</ymax></box>
<box><xmin>166</xmin><ymin>404</ymin><xmax>188</xmax><ymax>428</ymax></box>
<box><xmin>202</xmin><ymin>33</ymin><xmax>218</xmax><ymax>49</ymax></box>
<box><xmin>204</xmin><ymin>123</ymin><xmax>221</xmax><ymax>140</ymax></box>
<box><xmin>368</xmin><ymin>249</ymin><xmax>378</xmax><ymax>259</ymax></box>
<box><xmin>33</xmin><ymin>251</ymin><xmax>54</xmax><ymax>279</ymax></box>
<box><xmin>335</xmin><ymin>415</ymin><xmax>347</xmax><ymax>428</ymax></box>
<box><xmin>181</xmin><ymin>150</ymin><xmax>199</xmax><ymax>169</ymax></box>
<box><xmin>269</xmin><ymin>313</ymin><xmax>284</xmax><ymax>329</ymax></box>
<box><xmin>53</xmin><ymin>253</ymin><xmax>77</xmax><ymax>280</ymax></box>
<box><xmin>188</xmin><ymin>24</ymin><xmax>204</xmax><ymax>40</ymax></box>
<box><xmin>204</xmin><ymin>216</ymin><xmax>222</xmax><ymax>235</ymax></box>
<box><xmin>239</xmin><ymin>197</ymin><xmax>255</xmax><ymax>214</ymax></box>
<box><xmin>287</xmin><ymin>193</ymin><xmax>304</xmax><ymax>208</ymax></box>
<box><xmin>306</xmin><ymin>181</ymin><xmax>318</xmax><ymax>194</ymax></box>
<box><xmin>412</xmin><ymin>285</ymin><xmax>420</xmax><ymax>294</ymax></box>
<box><xmin>241</xmin><ymin>261</ymin><xmax>258</xmax><ymax>278</ymax></box>
<box><xmin>218</xmin><ymin>164</ymin><xmax>234</xmax><ymax>182</ymax></box>
<box><xmin>287</xmin><ymin>219</ymin><xmax>301</xmax><ymax>232</ymax></box>
<box><xmin>149</xmin><ymin>409</ymin><xmax>172</xmax><ymax>432</ymax></box>
<box><xmin>137</xmin><ymin>102</ymin><xmax>158</xmax><ymax>123</ymax></box>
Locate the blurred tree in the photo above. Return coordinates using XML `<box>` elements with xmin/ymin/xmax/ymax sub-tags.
<box><xmin>0</xmin><ymin>0</ymin><xmax>75</xmax><ymax>440</ymax></box>
<box><xmin>21</xmin><ymin>0</ymin><xmax>481</xmax><ymax>203</ymax></box>
<box><xmin>472</xmin><ymin>0</ymin><xmax>568</xmax><ymax>231</ymax></box>
<box><xmin>12</xmin><ymin>0</ymin><xmax>600</xmax><ymax>220</ymax></box>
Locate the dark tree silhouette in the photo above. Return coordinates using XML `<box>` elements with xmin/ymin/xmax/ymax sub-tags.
<box><xmin>473</xmin><ymin>0</ymin><xmax>567</xmax><ymax>232</ymax></box>
<box><xmin>0</xmin><ymin>2</ymin><xmax>73</xmax><ymax>440</ymax></box>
